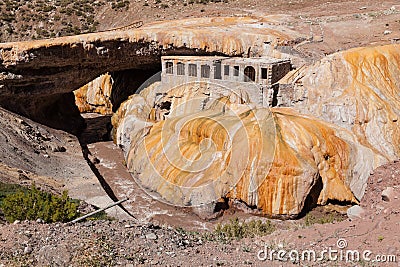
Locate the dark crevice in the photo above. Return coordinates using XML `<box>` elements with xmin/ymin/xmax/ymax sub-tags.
<box><xmin>298</xmin><ymin>175</ymin><xmax>323</xmax><ymax>218</ymax></box>
<box><xmin>213</xmin><ymin>197</ymin><xmax>230</xmax><ymax>213</ymax></box>
<box><xmin>159</xmin><ymin>101</ymin><xmax>171</xmax><ymax>111</ymax></box>
<box><xmin>271</xmin><ymin>85</ymin><xmax>279</xmax><ymax>107</ymax></box>
<box><xmin>78</xmin><ymin>115</ymin><xmax>112</xmax><ymax>144</ymax></box>
<box><xmin>326</xmin><ymin>199</ymin><xmax>355</xmax><ymax>206</ymax></box>
<box><xmin>110</xmin><ymin>67</ymin><xmax>161</xmax><ymax>112</ymax></box>
<box><xmin>0</xmin><ymin>92</ymin><xmax>85</xmax><ymax>135</ymax></box>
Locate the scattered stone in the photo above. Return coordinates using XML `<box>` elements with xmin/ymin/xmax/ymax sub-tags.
<box><xmin>88</xmin><ymin>154</ymin><xmax>100</xmax><ymax>164</ymax></box>
<box><xmin>382</xmin><ymin>187</ymin><xmax>396</xmax><ymax>202</ymax></box>
<box><xmin>43</xmin><ymin>154</ymin><xmax>50</xmax><ymax>158</ymax></box>
<box><xmin>37</xmin><ymin>245</ymin><xmax>71</xmax><ymax>266</ymax></box>
<box><xmin>18</xmin><ymin>173</ymin><xmax>29</xmax><ymax>180</ymax></box>
<box><xmin>384</xmin><ymin>30</ymin><xmax>392</xmax><ymax>35</ymax></box>
<box><xmin>165</xmin><ymin>251</ymin><xmax>175</xmax><ymax>256</ymax></box>
<box><xmin>146</xmin><ymin>233</ymin><xmax>158</xmax><ymax>240</ymax></box>
<box><xmin>36</xmin><ymin>218</ymin><xmax>44</xmax><ymax>224</ymax></box>
<box><xmin>13</xmin><ymin>220</ymin><xmax>21</xmax><ymax>225</ymax></box>
<box><xmin>375</xmin><ymin>204</ymin><xmax>385</xmax><ymax>215</ymax></box>
<box><xmin>24</xmin><ymin>245</ymin><xmax>32</xmax><ymax>255</ymax></box>
<box><xmin>347</xmin><ymin>205</ymin><xmax>365</xmax><ymax>220</ymax></box>
<box><xmin>51</xmin><ymin>145</ymin><xmax>66</xmax><ymax>152</ymax></box>
<box><xmin>24</xmin><ymin>230</ymin><xmax>32</xmax><ymax>237</ymax></box>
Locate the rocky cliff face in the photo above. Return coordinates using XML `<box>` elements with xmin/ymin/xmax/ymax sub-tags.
<box><xmin>0</xmin><ymin>15</ymin><xmax>299</xmax><ymax>97</ymax></box>
<box><xmin>288</xmin><ymin>44</ymin><xmax>400</xmax><ymax>163</ymax></box>
<box><xmin>0</xmin><ymin>16</ymin><xmax>302</xmax><ymax>131</ymax></box>
<box><xmin>112</xmin><ymin>81</ymin><xmax>378</xmax><ymax>218</ymax></box>
<box><xmin>74</xmin><ymin>74</ymin><xmax>114</xmax><ymax>115</ymax></box>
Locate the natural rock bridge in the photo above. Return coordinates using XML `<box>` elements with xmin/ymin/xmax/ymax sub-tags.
<box><xmin>1</xmin><ymin>15</ymin><xmax>400</xmax><ymax>218</ymax></box>
<box><xmin>0</xmin><ymin>16</ymin><xmax>301</xmax><ymax>132</ymax></box>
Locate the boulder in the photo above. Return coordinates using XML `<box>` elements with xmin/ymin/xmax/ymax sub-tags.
<box><xmin>347</xmin><ymin>205</ymin><xmax>366</xmax><ymax>220</ymax></box>
<box><xmin>113</xmin><ymin>88</ymin><xmax>377</xmax><ymax>218</ymax></box>
<box><xmin>382</xmin><ymin>187</ymin><xmax>397</xmax><ymax>202</ymax></box>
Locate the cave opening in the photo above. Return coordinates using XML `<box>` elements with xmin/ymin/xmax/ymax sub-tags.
<box><xmin>75</xmin><ymin>66</ymin><xmax>161</xmax><ymax>144</ymax></box>
<box><xmin>298</xmin><ymin>175</ymin><xmax>323</xmax><ymax>218</ymax></box>
<box><xmin>213</xmin><ymin>197</ymin><xmax>230</xmax><ymax>213</ymax></box>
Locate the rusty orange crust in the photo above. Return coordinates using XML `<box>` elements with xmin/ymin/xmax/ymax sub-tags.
<box><xmin>294</xmin><ymin>44</ymin><xmax>400</xmax><ymax>162</ymax></box>
<box><xmin>74</xmin><ymin>73</ymin><xmax>113</xmax><ymax>114</ymax></box>
<box><xmin>125</xmin><ymin>101</ymin><xmax>362</xmax><ymax>217</ymax></box>
<box><xmin>111</xmin><ymin>44</ymin><xmax>398</xmax><ymax>218</ymax></box>
<box><xmin>343</xmin><ymin>45</ymin><xmax>400</xmax><ymax>157</ymax></box>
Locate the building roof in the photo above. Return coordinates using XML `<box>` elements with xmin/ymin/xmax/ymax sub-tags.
<box><xmin>161</xmin><ymin>55</ymin><xmax>290</xmax><ymax>65</ymax></box>
<box><xmin>161</xmin><ymin>55</ymin><xmax>228</xmax><ymax>61</ymax></box>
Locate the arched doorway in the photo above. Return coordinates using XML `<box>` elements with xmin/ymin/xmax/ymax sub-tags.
<box><xmin>244</xmin><ymin>66</ymin><xmax>256</xmax><ymax>82</ymax></box>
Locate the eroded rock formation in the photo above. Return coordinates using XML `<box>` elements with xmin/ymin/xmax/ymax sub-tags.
<box><xmin>112</xmin><ymin>81</ymin><xmax>378</xmax><ymax>218</ymax></box>
<box><xmin>74</xmin><ymin>73</ymin><xmax>114</xmax><ymax>115</ymax></box>
<box><xmin>286</xmin><ymin>44</ymin><xmax>400</xmax><ymax>163</ymax></box>
<box><xmin>0</xmin><ymin>16</ymin><xmax>302</xmax><ymax>131</ymax></box>
<box><xmin>112</xmin><ymin>44</ymin><xmax>400</xmax><ymax>218</ymax></box>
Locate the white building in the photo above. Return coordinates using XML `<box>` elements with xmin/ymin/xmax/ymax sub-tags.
<box><xmin>160</xmin><ymin>56</ymin><xmax>291</xmax><ymax>106</ymax></box>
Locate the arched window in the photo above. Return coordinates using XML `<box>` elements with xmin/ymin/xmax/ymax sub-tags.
<box><xmin>244</xmin><ymin>66</ymin><xmax>256</xmax><ymax>82</ymax></box>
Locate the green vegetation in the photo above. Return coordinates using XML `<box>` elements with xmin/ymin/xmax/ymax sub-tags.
<box><xmin>0</xmin><ymin>182</ymin><xmax>114</xmax><ymax>223</ymax></box>
<box><xmin>111</xmin><ymin>0</ymin><xmax>130</xmax><ymax>10</ymax></box>
<box><xmin>145</xmin><ymin>0</ymin><xmax>228</xmax><ymax>9</ymax></box>
<box><xmin>0</xmin><ymin>183</ymin><xmax>79</xmax><ymax>223</ymax></box>
<box><xmin>0</xmin><ymin>182</ymin><xmax>29</xmax><ymax>205</ymax></box>
<box><xmin>0</xmin><ymin>0</ymin><xmax>128</xmax><ymax>41</ymax></box>
<box><xmin>212</xmin><ymin>217</ymin><xmax>275</xmax><ymax>240</ymax></box>
<box><xmin>0</xmin><ymin>0</ymin><xmax>231</xmax><ymax>41</ymax></box>
<box><xmin>172</xmin><ymin>218</ymin><xmax>276</xmax><ymax>243</ymax></box>
<box><xmin>303</xmin><ymin>212</ymin><xmax>345</xmax><ymax>227</ymax></box>
<box><xmin>86</xmin><ymin>210</ymin><xmax>113</xmax><ymax>221</ymax></box>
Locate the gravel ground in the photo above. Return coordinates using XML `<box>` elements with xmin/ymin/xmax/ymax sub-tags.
<box><xmin>1</xmin><ymin>160</ymin><xmax>399</xmax><ymax>266</ymax></box>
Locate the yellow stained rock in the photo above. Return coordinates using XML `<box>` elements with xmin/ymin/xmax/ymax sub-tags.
<box><xmin>74</xmin><ymin>73</ymin><xmax>113</xmax><ymax>114</ymax></box>
<box><xmin>292</xmin><ymin>44</ymin><xmax>400</xmax><ymax>162</ymax></box>
<box><xmin>115</xmin><ymin>91</ymin><xmax>374</xmax><ymax>217</ymax></box>
<box><xmin>112</xmin><ymin>44</ymin><xmax>400</xmax><ymax>218</ymax></box>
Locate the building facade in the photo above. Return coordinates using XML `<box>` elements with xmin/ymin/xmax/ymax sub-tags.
<box><xmin>160</xmin><ymin>56</ymin><xmax>291</xmax><ymax>106</ymax></box>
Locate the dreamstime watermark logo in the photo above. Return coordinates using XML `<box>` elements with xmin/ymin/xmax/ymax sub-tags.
<box><xmin>129</xmin><ymin>66</ymin><xmax>277</xmax><ymax>207</ymax></box>
<box><xmin>257</xmin><ymin>238</ymin><xmax>397</xmax><ymax>264</ymax></box>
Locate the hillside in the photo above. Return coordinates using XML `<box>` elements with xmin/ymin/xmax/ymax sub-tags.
<box><xmin>2</xmin><ymin>0</ymin><xmax>399</xmax><ymax>58</ymax></box>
